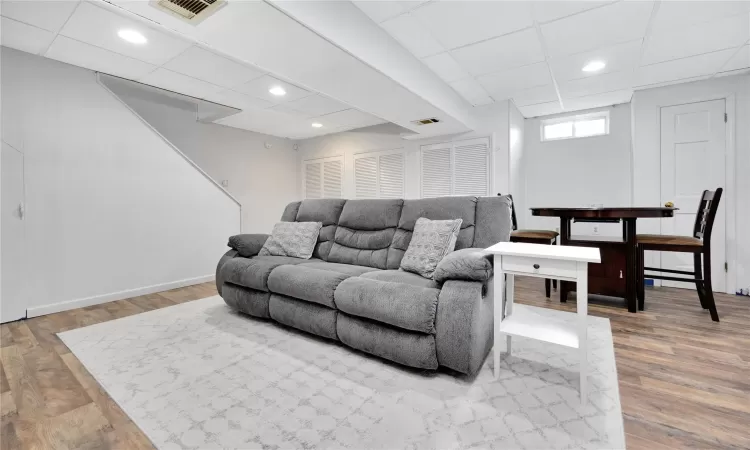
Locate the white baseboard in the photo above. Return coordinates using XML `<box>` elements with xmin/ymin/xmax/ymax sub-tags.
<box><xmin>26</xmin><ymin>275</ymin><xmax>215</xmax><ymax>318</ymax></box>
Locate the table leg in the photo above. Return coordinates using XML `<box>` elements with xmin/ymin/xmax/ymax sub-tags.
<box><xmin>506</xmin><ymin>274</ymin><xmax>514</xmax><ymax>355</ymax></box>
<box><xmin>493</xmin><ymin>255</ymin><xmax>504</xmax><ymax>380</ymax></box>
<box><xmin>560</xmin><ymin>218</ymin><xmax>571</xmax><ymax>302</ymax></box>
<box><xmin>624</xmin><ymin>218</ymin><xmax>637</xmax><ymax>313</ymax></box>
<box><xmin>577</xmin><ymin>262</ymin><xmax>588</xmax><ymax>406</ymax></box>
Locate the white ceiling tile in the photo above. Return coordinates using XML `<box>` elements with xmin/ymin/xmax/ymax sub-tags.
<box><xmin>284</xmin><ymin>94</ymin><xmax>349</xmax><ymax>117</ymax></box>
<box><xmin>59</xmin><ymin>2</ymin><xmax>192</xmax><ymax>65</ymax></box>
<box><xmin>642</xmin><ymin>14</ymin><xmax>749</xmax><ymax>65</ymax></box>
<box><xmin>518</xmin><ymin>101</ymin><xmax>563</xmax><ymax>118</ymax></box>
<box><xmin>216</xmin><ymin>108</ymin><xmax>309</xmax><ymax>138</ymax></box>
<box><xmin>421</xmin><ymin>52</ymin><xmax>470</xmax><ymax>83</ymax></box>
<box><xmin>45</xmin><ymin>36</ymin><xmax>156</xmax><ymax>79</ymax></box>
<box><xmin>562</xmin><ymin>89</ymin><xmax>633</xmax><ymax>112</ymax></box>
<box><xmin>635</xmin><ymin>49</ymin><xmax>737</xmax><ymax>87</ymax></box>
<box><xmin>412</xmin><ymin>0</ymin><xmax>534</xmax><ymax>49</ymax></box>
<box><xmin>353</xmin><ymin>1</ymin><xmax>407</xmax><ymax>24</ymax></box>
<box><xmin>234</xmin><ymin>75</ymin><xmax>312</xmax><ymax>103</ymax></box>
<box><xmin>451</xmin><ymin>28</ymin><xmax>545</xmax><ymax>76</ymax></box>
<box><xmin>449</xmin><ymin>78</ymin><xmax>494</xmax><ymax>106</ymax></box>
<box><xmin>268</xmin><ymin>104</ymin><xmax>308</xmax><ymax>117</ymax></box>
<box><xmin>721</xmin><ymin>45</ymin><xmax>750</xmax><ymax>72</ymax></box>
<box><xmin>381</xmin><ymin>13</ymin><xmax>444</xmax><ymax>58</ymax></box>
<box><xmin>550</xmin><ymin>39</ymin><xmax>642</xmax><ymax>81</ymax></box>
<box><xmin>512</xmin><ymin>85</ymin><xmax>559</xmax><ymax>107</ymax></box>
<box><xmin>138</xmin><ymin>68</ymin><xmax>223</xmax><ymax>99</ymax></box>
<box><xmin>650</xmin><ymin>0</ymin><xmax>750</xmax><ymax>35</ymax></box>
<box><xmin>203</xmin><ymin>89</ymin><xmax>275</xmax><ymax>110</ymax></box>
<box><xmin>560</xmin><ymin>70</ymin><xmax>633</xmax><ymax>98</ymax></box>
<box><xmin>0</xmin><ymin>0</ymin><xmax>79</xmax><ymax>32</ymax></box>
<box><xmin>476</xmin><ymin>62</ymin><xmax>551</xmax><ymax>100</ymax></box>
<box><xmin>541</xmin><ymin>1</ymin><xmax>654</xmax><ymax>57</ymax></box>
<box><xmin>531</xmin><ymin>1</ymin><xmax>614</xmax><ymax>24</ymax></box>
<box><xmin>162</xmin><ymin>46</ymin><xmax>264</xmax><ymax>88</ymax></box>
<box><xmin>313</xmin><ymin>108</ymin><xmax>385</xmax><ymax>128</ymax></box>
<box><xmin>0</xmin><ymin>16</ymin><xmax>55</xmax><ymax>54</ymax></box>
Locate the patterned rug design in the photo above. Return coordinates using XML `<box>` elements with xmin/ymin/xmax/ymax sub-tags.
<box><xmin>59</xmin><ymin>296</ymin><xmax>625</xmax><ymax>449</ymax></box>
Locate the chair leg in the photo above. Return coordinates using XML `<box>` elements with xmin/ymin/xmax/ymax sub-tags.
<box><xmin>693</xmin><ymin>253</ymin><xmax>708</xmax><ymax>309</ymax></box>
<box><xmin>637</xmin><ymin>245</ymin><xmax>645</xmax><ymax>311</ymax></box>
<box><xmin>702</xmin><ymin>252</ymin><xmax>720</xmax><ymax>322</ymax></box>
<box><xmin>545</xmin><ymin>278</ymin><xmax>551</xmax><ymax>298</ymax></box>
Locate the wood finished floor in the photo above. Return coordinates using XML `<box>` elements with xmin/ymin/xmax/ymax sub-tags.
<box><xmin>1</xmin><ymin>279</ymin><xmax>748</xmax><ymax>449</ymax></box>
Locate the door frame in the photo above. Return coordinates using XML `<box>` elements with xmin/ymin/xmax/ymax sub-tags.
<box><xmin>1</xmin><ymin>140</ymin><xmax>28</xmax><ymax>322</ymax></box>
<box><xmin>657</xmin><ymin>94</ymin><xmax>736</xmax><ymax>294</ymax></box>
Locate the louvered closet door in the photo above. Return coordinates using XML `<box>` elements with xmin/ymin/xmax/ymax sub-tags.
<box><xmin>304</xmin><ymin>161</ymin><xmax>322</xmax><ymax>199</ymax></box>
<box><xmin>355</xmin><ymin>156</ymin><xmax>378</xmax><ymax>198</ymax></box>
<box><xmin>378</xmin><ymin>152</ymin><xmax>404</xmax><ymax>198</ymax></box>
<box><xmin>421</xmin><ymin>146</ymin><xmax>452</xmax><ymax>198</ymax></box>
<box><xmin>454</xmin><ymin>138</ymin><xmax>489</xmax><ymax>196</ymax></box>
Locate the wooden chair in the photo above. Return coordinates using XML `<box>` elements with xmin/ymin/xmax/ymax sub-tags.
<box><xmin>636</xmin><ymin>188</ymin><xmax>723</xmax><ymax>321</ymax></box>
<box><xmin>503</xmin><ymin>194</ymin><xmax>559</xmax><ymax>298</ymax></box>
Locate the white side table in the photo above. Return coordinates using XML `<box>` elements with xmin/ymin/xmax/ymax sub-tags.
<box><xmin>485</xmin><ymin>242</ymin><xmax>601</xmax><ymax>405</ymax></box>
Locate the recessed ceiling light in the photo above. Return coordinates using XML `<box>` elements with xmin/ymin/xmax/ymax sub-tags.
<box><xmin>117</xmin><ymin>29</ymin><xmax>147</xmax><ymax>45</ymax></box>
<box><xmin>269</xmin><ymin>86</ymin><xmax>286</xmax><ymax>96</ymax></box>
<box><xmin>311</xmin><ymin>123</ymin><xmax>323</xmax><ymax>128</ymax></box>
<box><xmin>582</xmin><ymin>60</ymin><xmax>606</xmax><ymax>72</ymax></box>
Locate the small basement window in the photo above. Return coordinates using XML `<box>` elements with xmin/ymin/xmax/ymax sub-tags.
<box><xmin>540</xmin><ymin>111</ymin><xmax>609</xmax><ymax>141</ymax></box>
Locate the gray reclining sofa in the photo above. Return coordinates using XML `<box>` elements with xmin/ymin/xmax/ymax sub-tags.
<box><xmin>216</xmin><ymin>196</ymin><xmax>512</xmax><ymax>375</ymax></box>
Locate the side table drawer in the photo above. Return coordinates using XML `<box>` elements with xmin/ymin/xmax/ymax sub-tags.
<box><xmin>501</xmin><ymin>255</ymin><xmax>578</xmax><ymax>279</ymax></box>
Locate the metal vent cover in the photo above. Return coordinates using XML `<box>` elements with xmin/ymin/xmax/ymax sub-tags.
<box><xmin>150</xmin><ymin>0</ymin><xmax>226</xmax><ymax>24</ymax></box>
<box><xmin>411</xmin><ymin>117</ymin><xmax>440</xmax><ymax>126</ymax></box>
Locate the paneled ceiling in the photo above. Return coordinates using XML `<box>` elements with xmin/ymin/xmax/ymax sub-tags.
<box><xmin>356</xmin><ymin>0</ymin><xmax>750</xmax><ymax>117</ymax></box>
<box><xmin>1</xmin><ymin>1</ymin><xmax>749</xmax><ymax>140</ymax></box>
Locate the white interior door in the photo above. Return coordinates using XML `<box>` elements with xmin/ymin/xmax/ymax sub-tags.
<box><xmin>659</xmin><ymin>99</ymin><xmax>726</xmax><ymax>291</ymax></box>
<box><xmin>1</xmin><ymin>142</ymin><xmax>26</xmax><ymax>323</ymax></box>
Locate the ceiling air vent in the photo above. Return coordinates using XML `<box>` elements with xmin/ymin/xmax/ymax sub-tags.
<box><xmin>411</xmin><ymin>118</ymin><xmax>440</xmax><ymax>126</ymax></box>
<box><xmin>150</xmin><ymin>0</ymin><xmax>226</xmax><ymax>24</ymax></box>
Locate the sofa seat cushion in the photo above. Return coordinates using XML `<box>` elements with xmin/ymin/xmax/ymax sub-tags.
<box><xmin>334</xmin><ymin>277</ymin><xmax>440</xmax><ymax>334</ymax></box>
<box><xmin>221</xmin><ymin>256</ymin><xmax>318</xmax><ymax>292</ymax></box>
<box><xmin>299</xmin><ymin>261</ymin><xmax>380</xmax><ymax>277</ymax></box>
<box><xmin>360</xmin><ymin>270</ymin><xmax>440</xmax><ymax>289</ymax></box>
<box><xmin>268</xmin><ymin>265</ymin><xmax>352</xmax><ymax>308</ymax></box>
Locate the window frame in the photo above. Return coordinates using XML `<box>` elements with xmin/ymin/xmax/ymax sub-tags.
<box><xmin>540</xmin><ymin>111</ymin><xmax>610</xmax><ymax>142</ymax></box>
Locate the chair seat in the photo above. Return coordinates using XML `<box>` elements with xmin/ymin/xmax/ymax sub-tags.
<box><xmin>511</xmin><ymin>229</ymin><xmax>559</xmax><ymax>240</ymax></box>
<box><xmin>636</xmin><ymin>234</ymin><xmax>703</xmax><ymax>247</ymax></box>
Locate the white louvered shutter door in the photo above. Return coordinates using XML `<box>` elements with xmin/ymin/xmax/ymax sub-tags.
<box><xmin>421</xmin><ymin>146</ymin><xmax>452</xmax><ymax>198</ymax></box>
<box><xmin>304</xmin><ymin>161</ymin><xmax>322</xmax><ymax>199</ymax></box>
<box><xmin>322</xmin><ymin>158</ymin><xmax>342</xmax><ymax>198</ymax></box>
<box><xmin>453</xmin><ymin>138</ymin><xmax>489</xmax><ymax>196</ymax></box>
<box><xmin>378</xmin><ymin>152</ymin><xmax>404</xmax><ymax>198</ymax></box>
<box><xmin>354</xmin><ymin>155</ymin><xmax>378</xmax><ymax>198</ymax></box>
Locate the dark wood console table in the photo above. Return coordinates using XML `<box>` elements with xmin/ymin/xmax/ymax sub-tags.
<box><xmin>530</xmin><ymin>207</ymin><xmax>676</xmax><ymax>313</ymax></box>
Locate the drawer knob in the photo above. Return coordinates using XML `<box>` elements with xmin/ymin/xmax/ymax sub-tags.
<box><xmin>533</xmin><ymin>264</ymin><xmax>540</xmax><ymax>269</ymax></box>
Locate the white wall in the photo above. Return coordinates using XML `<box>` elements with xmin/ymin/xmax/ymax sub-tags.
<box><xmin>295</xmin><ymin>100</ymin><xmax>512</xmax><ymax>199</ymax></box>
<box><xmin>508</xmin><ymin>101</ymin><xmax>525</xmax><ymax>225</ymax></box>
<box><xmin>522</xmin><ymin>104</ymin><xmax>633</xmax><ymax>236</ymax></box>
<box><xmin>1</xmin><ymin>47</ymin><xmax>240</xmax><ymax>316</ymax></box>
<box><xmin>632</xmin><ymin>74</ymin><xmax>750</xmax><ymax>293</ymax></box>
<box><xmin>123</xmin><ymin>96</ymin><xmax>299</xmax><ymax>234</ymax></box>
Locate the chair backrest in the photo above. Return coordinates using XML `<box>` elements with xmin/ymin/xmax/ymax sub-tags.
<box><xmin>693</xmin><ymin>188</ymin><xmax>723</xmax><ymax>243</ymax></box>
<box><xmin>498</xmin><ymin>193</ymin><xmax>518</xmax><ymax>231</ymax></box>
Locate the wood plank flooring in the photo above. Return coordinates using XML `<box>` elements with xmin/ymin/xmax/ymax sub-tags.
<box><xmin>1</xmin><ymin>279</ymin><xmax>748</xmax><ymax>449</ymax></box>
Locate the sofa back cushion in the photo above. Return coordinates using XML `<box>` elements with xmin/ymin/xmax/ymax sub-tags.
<box><xmin>473</xmin><ymin>195</ymin><xmax>513</xmax><ymax>248</ymax></box>
<box><xmin>295</xmin><ymin>199</ymin><xmax>346</xmax><ymax>260</ymax></box>
<box><xmin>388</xmin><ymin>196</ymin><xmax>477</xmax><ymax>269</ymax></box>
<box><xmin>327</xmin><ymin>199</ymin><xmax>404</xmax><ymax>269</ymax></box>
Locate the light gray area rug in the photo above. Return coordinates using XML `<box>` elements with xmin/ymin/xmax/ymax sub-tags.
<box><xmin>59</xmin><ymin>296</ymin><xmax>625</xmax><ymax>450</ymax></box>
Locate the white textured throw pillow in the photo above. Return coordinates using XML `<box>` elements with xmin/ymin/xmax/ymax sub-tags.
<box><xmin>258</xmin><ymin>222</ymin><xmax>322</xmax><ymax>259</ymax></box>
<box><xmin>400</xmin><ymin>217</ymin><xmax>463</xmax><ymax>278</ymax></box>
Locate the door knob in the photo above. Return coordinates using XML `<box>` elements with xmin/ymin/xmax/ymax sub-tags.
<box><xmin>664</xmin><ymin>201</ymin><xmax>674</xmax><ymax>207</ymax></box>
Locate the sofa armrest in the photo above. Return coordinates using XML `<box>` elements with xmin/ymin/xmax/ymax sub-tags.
<box><xmin>228</xmin><ymin>233</ymin><xmax>269</xmax><ymax>258</ymax></box>
<box><xmin>433</xmin><ymin>248</ymin><xmax>492</xmax><ymax>283</ymax></box>
<box><xmin>216</xmin><ymin>249</ymin><xmax>238</xmax><ymax>295</ymax></box>
<box><xmin>435</xmin><ymin>278</ymin><xmax>494</xmax><ymax>375</ymax></box>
